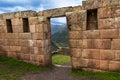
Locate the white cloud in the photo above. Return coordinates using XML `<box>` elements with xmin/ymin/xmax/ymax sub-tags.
<box><xmin>1</xmin><ymin>0</ymin><xmax>29</xmax><ymax>3</ymax></box>
<box><xmin>50</xmin><ymin>0</ymin><xmax>82</xmax><ymax>8</ymax></box>
<box><xmin>51</xmin><ymin>17</ymin><xmax>67</xmax><ymax>24</ymax></box>
<box><xmin>35</xmin><ymin>5</ymin><xmax>45</xmax><ymax>11</ymax></box>
<box><xmin>0</xmin><ymin>11</ymin><xmax>5</xmax><ymax>13</ymax></box>
<box><xmin>1</xmin><ymin>6</ymin><xmax>28</xmax><ymax>12</ymax></box>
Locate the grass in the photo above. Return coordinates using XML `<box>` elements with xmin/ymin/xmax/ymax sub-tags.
<box><xmin>52</xmin><ymin>54</ymin><xmax>70</xmax><ymax>65</ymax></box>
<box><xmin>70</xmin><ymin>69</ymin><xmax>120</xmax><ymax>80</ymax></box>
<box><xmin>0</xmin><ymin>56</ymin><xmax>50</xmax><ymax>80</ymax></box>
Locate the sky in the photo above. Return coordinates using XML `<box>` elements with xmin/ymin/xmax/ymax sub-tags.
<box><xmin>0</xmin><ymin>0</ymin><xmax>82</xmax><ymax>24</ymax></box>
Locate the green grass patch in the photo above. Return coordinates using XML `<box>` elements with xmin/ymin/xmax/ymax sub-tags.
<box><xmin>70</xmin><ymin>69</ymin><xmax>120</xmax><ymax>80</ymax></box>
<box><xmin>0</xmin><ymin>56</ymin><xmax>51</xmax><ymax>80</ymax></box>
<box><xmin>52</xmin><ymin>54</ymin><xmax>70</xmax><ymax>65</ymax></box>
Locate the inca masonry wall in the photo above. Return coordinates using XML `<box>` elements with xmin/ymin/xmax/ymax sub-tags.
<box><xmin>0</xmin><ymin>0</ymin><xmax>120</xmax><ymax>72</ymax></box>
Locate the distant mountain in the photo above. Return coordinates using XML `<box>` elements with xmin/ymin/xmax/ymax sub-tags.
<box><xmin>51</xmin><ymin>24</ymin><xmax>65</xmax><ymax>35</ymax></box>
<box><xmin>51</xmin><ymin>25</ymin><xmax>69</xmax><ymax>51</ymax></box>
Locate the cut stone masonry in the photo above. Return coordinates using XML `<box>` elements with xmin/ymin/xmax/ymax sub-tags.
<box><xmin>0</xmin><ymin>0</ymin><xmax>120</xmax><ymax>72</ymax></box>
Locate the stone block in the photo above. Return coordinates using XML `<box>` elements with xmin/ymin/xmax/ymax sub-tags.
<box><xmin>93</xmin><ymin>39</ymin><xmax>111</xmax><ymax>49</ymax></box>
<box><xmin>100</xmin><ymin>60</ymin><xmax>109</xmax><ymax>70</ymax></box>
<box><xmin>37</xmin><ymin>55</ymin><xmax>44</xmax><ymax>63</ymax></box>
<box><xmin>109</xmin><ymin>61</ymin><xmax>120</xmax><ymax>71</ymax></box>
<box><xmin>19</xmin><ymin>39</ymin><xmax>28</xmax><ymax>46</ymax></box>
<box><xmin>12</xmin><ymin>26</ymin><xmax>23</xmax><ymax>33</ymax></box>
<box><xmin>83</xmin><ymin>39</ymin><xmax>92</xmax><ymax>49</ymax></box>
<box><xmin>29</xmin><ymin>17</ymin><xmax>39</xmax><ymax>25</ymax></box>
<box><xmin>7</xmin><ymin>33</ymin><xmax>19</xmax><ymax>39</ymax></box>
<box><xmin>0</xmin><ymin>39</ymin><xmax>4</xmax><ymax>45</ymax></box>
<box><xmin>83</xmin><ymin>30</ymin><xmax>100</xmax><ymax>39</ymax></box>
<box><xmin>100</xmin><ymin>50</ymin><xmax>115</xmax><ymax>60</ymax></box>
<box><xmin>23</xmin><ymin>54</ymin><xmax>30</xmax><ymax>61</ymax></box>
<box><xmin>69</xmin><ymin>31</ymin><xmax>82</xmax><ymax>39</ymax></box>
<box><xmin>114</xmin><ymin>17</ymin><xmax>120</xmax><ymax>29</ymax></box>
<box><xmin>71</xmin><ymin>57</ymin><xmax>81</xmax><ymax>69</ymax></box>
<box><xmin>19</xmin><ymin>33</ymin><xmax>32</xmax><ymax>39</ymax></box>
<box><xmin>36</xmin><ymin>40</ymin><xmax>44</xmax><ymax>47</ymax></box>
<box><xmin>30</xmin><ymin>25</ymin><xmax>36</xmax><ymax>33</ymax></box>
<box><xmin>114</xmin><ymin>50</ymin><xmax>120</xmax><ymax>61</ymax></box>
<box><xmin>82</xmin><ymin>49</ymin><xmax>100</xmax><ymax>59</ymax></box>
<box><xmin>68</xmin><ymin>23</ymin><xmax>83</xmax><ymax>31</ymax></box>
<box><xmin>38</xmin><ymin>17</ymin><xmax>48</xmax><ymax>23</ymax></box>
<box><xmin>34</xmin><ymin>47</ymin><xmax>44</xmax><ymax>55</ymax></box>
<box><xmin>66</xmin><ymin>10</ymin><xmax>86</xmax><ymax>24</ymax></box>
<box><xmin>3</xmin><ymin>13</ymin><xmax>15</xmax><ymax>19</ymax></box>
<box><xmin>28</xmin><ymin>40</ymin><xmax>36</xmax><ymax>47</ymax></box>
<box><xmin>32</xmin><ymin>33</ymin><xmax>44</xmax><ymax>40</ymax></box>
<box><xmin>88</xmin><ymin>59</ymin><xmax>100</xmax><ymax>69</ymax></box>
<box><xmin>69</xmin><ymin>40</ymin><xmax>77</xmax><ymax>48</ymax></box>
<box><xmin>71</xmin><ymin>48</ymin><xmax>82</xmax><ymax>58</ymax></box>
<box><xmin>9</xmin><ymin>46</ymin><xmax>21</xmax><ymax>52</ymax></box>
<box><xmin>7</xmin><ymin>39</ymin><xmax>16</xmax><ymax>46</ymax></box>
<box><xmin>2</xmin><ymin>26</ymin><xmax>7</xmax><ymax>33</ymax></box>
<box><xmin>77</xmin><ymin>40</ymin><xmax>83</xmax><ymax>48</ymax></box>
<box><xmin>30</xmin><ymin>54</ymin><xmax>37</xmax><ymax>62</ymax></box>
<box><xmin>110</xmin><ymin>0</ymin><xmax>119</xmax><ymax>6</ymax></box>
<box><xmin>11</xmin><ymin>18</ymin><xmax>22</xmax><ymax>26</ymax></box>
<box><xmin>7</xmin><ymin>52</ymin><xmax>16</xmax><ymax>58</ymax></box>
<box><xmin>0</xmin><ymin>20</ymin><xmax>5</xmax><ymax>26</ymax></box>
<box><xmin>98</xmin><ymin>7</ymin><xmax>112</xmax><ymax>19</ymax></box>
<box><xmin>100</xmin><ymin>29</ymin><xmax>119</xmax><ymax>39</ymax></box>
<box><xmin>111</xmin><ymin>39</ymin><xmax>120</xmax><ymax>49</ymax></box>
<box><xmin>20</xmin><ymin>11</ymin><xmax>37</xmax><ymax>18</ymax></box>
<box><xmin>111</xmin><ymin>5</ymin><xmax>120</xmax><ymax>17</ymax></box>
<box><xmin>98</xmin><ymin>18</ymin><xmax>115</xmax><ymax>29</ymax></box>
<box><xmin>36</xmin><ymin>24</ymin><xmax>44</xmax><ymax>32</ymax></box>
<box><xmin>42</xmin><ymin>7</ymin><xmax>72</xmax><ymax>17</ymax></box>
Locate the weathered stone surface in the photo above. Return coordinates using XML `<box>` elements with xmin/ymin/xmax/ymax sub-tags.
<box><xmin>88</xmin><ymin>59</ymin><xmax>100</xmax><ymax>69</ymax></box>
<box><xmin>11</xmin><ymin>18</ymin><xmax>23</xmax><ymax>26</ymax></box>
<box><xmin>98</xmin><ymin>18</ymin><xmax>115</xmax><ymax>29</ymax></box>
<box><xmin>83</xmin><ymin>30</ymin><xmax>100</xmax><ymax>39</ymax></box>
<box><xmin>92</xmin><ymin>39</ymin><xmax>111</xmax><ymax>49</ymax></box>
<box><xmin>100</xmin><ymin>29</ymin><xmax>119</xmax><ymax>39</ymax></box>
<box><xmin>109</xmin><ymin>61</ymin><xmax>120</xmax><ymax>71</ymax></box>
<box><xmin>69</xmin><ymin>40</ymin><xmax>77</xmax><ymax>48</ymax></box>
<box><xmin>32</xmin><ymin>33</ymin><xmax>44</xmax><ymax>40</ymax></box>
<box><xmin>41</xmin><ymin>7</ymin><xmax>72</xmax><ymax>17</ymax></box>
<box><xmin>82</xmin><ymin>49</ymin><xmax>100</xmax><ymax>59</ymax></box>
<box><xmin>19</xmin><ymin>33</ymin><xmax>32</xmax><ymax>39</ymax></box>
<box><xmin>30</xmin><ymin>25</ymin><xmax>36</xmax><ymax>33</ymax></box>
<box><xmin>69</xmin><ymin>31</ymin><xmax>82</xmax><ymax>39</ymax></box>
<box><xmin>98</xmin><ymin>7</ymin><xmax>112</xmax><ymax>19</ymax></box>
<box><xmin>82</xmin><ymin>39</ymin><xmax>92</xmax><ymax>49</ymax></box>
<box><xmin>100</xmin><ymin>60</ymin><xmax>109</xmax><ymax>70</ymax></box>
<box><xmin>71</xmin><ymin>48</ymin><xmax>82</xmax><ymax>58</ymax></box>
<box><xmin>111</xmin><ymin>39</ymin><xmax>120</xmax><ymax>49</ymax></box>
<box><xmin>100</xmin><ymin>50</ymin><xmax>115</xmax><ymax>60</ymax></box>
<box><xmin>114</xmin><ymin>50</ymin><xmax>120</xmax><ymax>61</ymax></box>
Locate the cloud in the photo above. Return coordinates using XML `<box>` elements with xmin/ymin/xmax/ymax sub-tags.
<box><xmin>0</xmin><ymin>0</ymin><xmax>29</xmax><ymax>3</ymax></box>
<box><xmin>51</xmin><ymin>17</ymin><xmax>67</xmax><ymax>24</ymax></box>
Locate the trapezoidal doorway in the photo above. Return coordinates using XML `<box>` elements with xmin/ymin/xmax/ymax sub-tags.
<box><xmin>49</xmin><ymin>17</ymin><xmax>71</xmax><ymax>68</ymax></box>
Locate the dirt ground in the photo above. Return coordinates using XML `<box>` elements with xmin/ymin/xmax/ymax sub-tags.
<box><xmin>19</xmin><ymin>66</ymin><xmax>77</xmax><ymax>80</ymax></box>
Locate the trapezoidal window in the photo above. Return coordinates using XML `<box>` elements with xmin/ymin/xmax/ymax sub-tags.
<box><xmin>23</xmin><ymin>18</ymin><xmax>30</xmax><ymax>32</ymax></box>
<box><xmin>87</xmin><ymin>9</ymin><xmax>98</xmax><ymax>30</ymax></box>
<box><xmin>6</xmin><ymin>19</ymin><xmax>13</xmax><ymax>33</ymax></box>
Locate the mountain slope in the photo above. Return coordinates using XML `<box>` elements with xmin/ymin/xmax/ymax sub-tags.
<box><xmin>51</xmin><ymin>26</ymin><xmax>69</xmax><ymax>48</ymax></box>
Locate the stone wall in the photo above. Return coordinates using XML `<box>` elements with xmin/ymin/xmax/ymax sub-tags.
<box><xmin>0</xmin><ymin>0</ymin><xmax>120</xmax><ymax>72</ymax></box>
<box><xmin>70</xmin><ymin>0</ymin><xmax>120</xmax><ymax>72</ymax></box>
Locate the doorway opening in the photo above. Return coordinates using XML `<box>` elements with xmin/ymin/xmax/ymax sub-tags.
<box><xmin>50</xmin><ymin>17</ymin><xmax>71</xmax><ymax>67</ymax></box>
